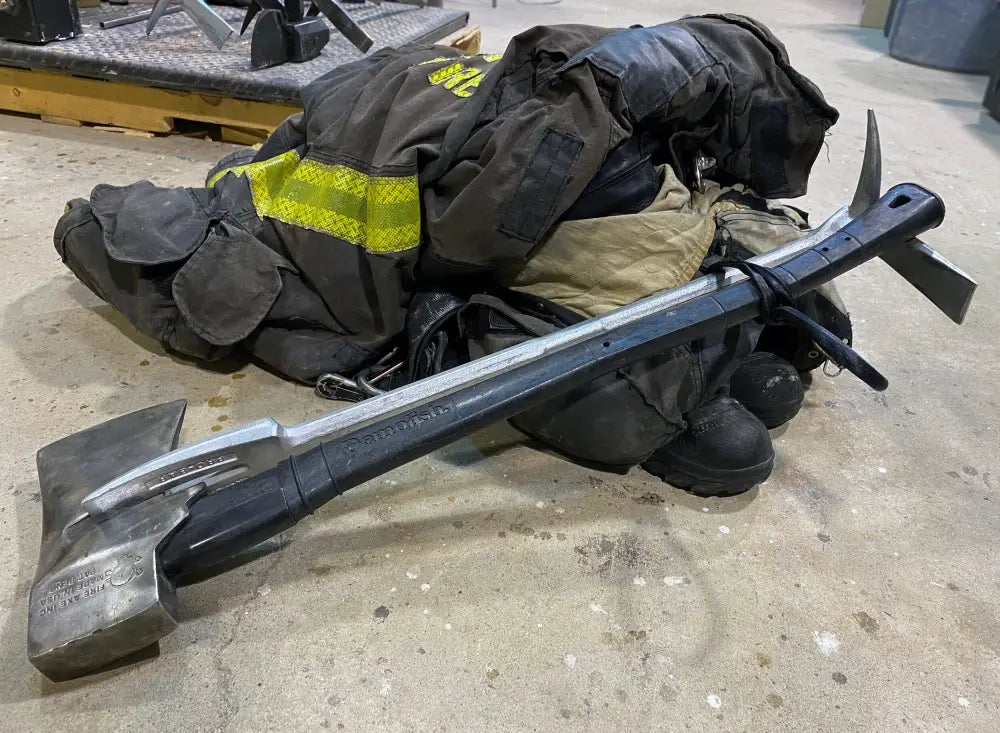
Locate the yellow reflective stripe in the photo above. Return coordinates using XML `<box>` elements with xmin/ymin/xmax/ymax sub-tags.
<box><xmin>268</xmin><ymin>199</ymin><xmax>421</xmax><ymax>252</ymax></box>
<box><xmin>417</xmin><ymin>54</ymin><xmax>503</xmax><ymax>98</ymax></box>
<box><xmin>208</xmin><ymin>150</ymin><xmax>299</xmax><ymax>188</ymax></box>
<box><xmin>206</xmin><ymin>150</ymin><xmax>301</xmax><ymax>190</ymax></box>
<box><xmin>428</xmin><ymin>62</ymin><xmax>464</xmax><ymax>85</ymax></box>
<box><xmin>454</xmin><ymin>75</ymin><xmax>485</xmax><ymax>98</ymax></box>
<box><xmin>443</xmin><ymin>67</ymin><xmax>481</xmax><ymax>90</ymax></box>
<box><xmin>416</xmin><ymin>55</ymin><xmax>454</xmax><ymax>66</ymax></box>
<box><xmin>243</xmin><ymin>150</ymin><xmax>303</xmax><ymax>208</ymax></box>
<box><xmin>206</xmin><ymin>150</ymin><xmax>420</xmax><ymax>253</ymax></box>
<box><xmin>207</xmin><ymin>169</ymin><xmax>228</xmax><ymax>188</ymax></box>
<box><xmin>417</xmin><ymin>53</ymin><xmax>503</xmax><ymax>66</ymax></box>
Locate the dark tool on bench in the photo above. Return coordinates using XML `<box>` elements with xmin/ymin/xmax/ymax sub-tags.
<box><xmin>26</xmin><ymin>117</ymin><xmax>976</xmax><ymax>682</ymax></box>
<box><xmin>244</xmin><ymin>0</ymin><xmax>330</xmax><ymax>69</ymax></box>
<box><xmin>146</xmin><ymin>0</ymin><xmax>233</xmax><ymax>48</ymax></box>
<box><xmin>0</xmin><ymin>0</ymin><xmax>80</xmax><ymax>43</ymax></box>
<box><xmin>241</xmin><ymin>0</ymin><xmax>371</xmax><ymax>67</ymax></box>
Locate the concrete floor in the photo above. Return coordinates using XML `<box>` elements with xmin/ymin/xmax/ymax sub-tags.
<box><xmin>1</xmin><ymin>0</ymin><xmax>998</xmax><ymax>730</ymax></box>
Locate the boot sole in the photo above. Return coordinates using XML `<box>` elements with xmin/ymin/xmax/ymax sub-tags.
<box><xmin>642</xmin><ymin>451</ymin><xmax>775</xmax><ymax>497</ymax></box>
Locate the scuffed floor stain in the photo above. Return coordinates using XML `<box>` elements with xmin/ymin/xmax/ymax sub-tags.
<box><xmin>373</xmin><ymin>605</ymin><xmax>390</xmax><ymax>623</ymax></box>
<box><xmin>633</xmin><ymin>492</ymin><xmax>665</xmax><ymax>505</ymax></box>
<box><xmin>756</xmin><ymin>650</ymin><xmax>772</xmax><ymax>667</ymax></box>
<box><xmin>509</xmin><ymin>521</ymin><xmax>535</xmax><ymax>537</ymax></box>
<box><xmin>208</xmin><ymin>395</ymin><xmax>229</xmax><ymax>408</ymax></box>
<box><xmin>574</xmin><ymin>533</ymin><xmax>651</xmax><ymax>576</ymax></box>
<box><xmin>832</xmin><ymin>672</ymin><xmax>847</xmax><ymax>684</ymax></box>
<box><xmin>765</xmin><ymin>693</ymin><xmax>783</xmax><ymax>708</ymax></box>
<box><xmin>853</xmin><ymin>611</ymin><xmax>879</xmax><ymax>634</ymax></box>
<box><xmin>599</xmin><ymin>630</ymin><xmax>648</xmax><ymax>650</ymax></box>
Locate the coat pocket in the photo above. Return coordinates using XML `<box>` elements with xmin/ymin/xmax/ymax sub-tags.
<box><xmin>172</xmin><ymin>228</ymin><xmax>291</xmax><ymax>346</ymax></box>
<box><xmin>90</xmin><ymin>181</ymin><xmax>211</xmax><ymax>265</ymax></box>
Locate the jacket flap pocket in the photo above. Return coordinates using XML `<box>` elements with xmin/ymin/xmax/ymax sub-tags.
<box><xmin>91</xmin><ymin>182</ymin><xmax>210</xmax><ymax>265</ymax></box>
<box><xmin>172</xmin><ymin>229</ymin><xmax>289</xmax><ymax>346</ymax></box>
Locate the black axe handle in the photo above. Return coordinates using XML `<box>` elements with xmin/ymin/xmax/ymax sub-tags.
<box><xmin>161</xmin><ymin>184</ymin><xmax>945</xmax><ymax>582</ymax></box>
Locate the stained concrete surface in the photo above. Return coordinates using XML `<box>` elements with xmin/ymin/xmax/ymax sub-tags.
<box><xmin>1</xmin><ymin>0</ymin><xmax>998</xmax><ymax>730</ymax></box>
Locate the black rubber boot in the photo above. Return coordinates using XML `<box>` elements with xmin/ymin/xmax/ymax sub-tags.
<box><xmin>641</xmin><ymin>396</ymin><xmax>774</xmax><ymax>497</ymax></box>
<box><xmin>728</xmin><ymin>352</ymin><xmax>805</xmax><ymax>429</ymax></box>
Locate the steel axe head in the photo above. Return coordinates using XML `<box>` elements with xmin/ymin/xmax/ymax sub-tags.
<box><xmin>849</xmin><ymin>110</ymin><xmax>976</xmax><ymax>324</ymax></box>
<box><xmin>27</xmin><ymin>400</ymin><xmax>197</xmax><ymax>682</ymax></box>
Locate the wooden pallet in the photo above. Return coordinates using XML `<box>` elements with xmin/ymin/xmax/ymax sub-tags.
<box><xmin>0</xmin><ymin>25</ymin><xmax>481</xmax><ymax>142</ymax></box>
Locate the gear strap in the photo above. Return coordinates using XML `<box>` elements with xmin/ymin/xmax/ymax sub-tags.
<box><xmin>708</xmin><ymin>259</ymin><xmax>887</xmax><ymax>391</ymax></box>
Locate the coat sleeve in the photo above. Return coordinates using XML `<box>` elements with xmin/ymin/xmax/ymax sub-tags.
<box><xmin>420</xmin><ymin>25</ymin><xmax>631</xmax><ymax>273</ymax></box>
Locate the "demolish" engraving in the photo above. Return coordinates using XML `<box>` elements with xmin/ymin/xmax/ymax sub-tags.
<box><xmin>344</xmin><ymin>404</ymin><xmax>450</xmax><ymax>451</ymax></box>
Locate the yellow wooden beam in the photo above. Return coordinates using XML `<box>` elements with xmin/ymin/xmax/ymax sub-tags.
<box><xmin>441</xmin><ymin>25</ymin><xmax>481</xmax><ymax>54</ymax></box>
<box><xmin>0</xmin><ymin>26</ymin><xmax>478</xmax><ymax>136</ymax></box>
<box><xmin>0</xmin><ymin>67</ymin><xmax>300</xmax><ymax>135</ymax></box>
